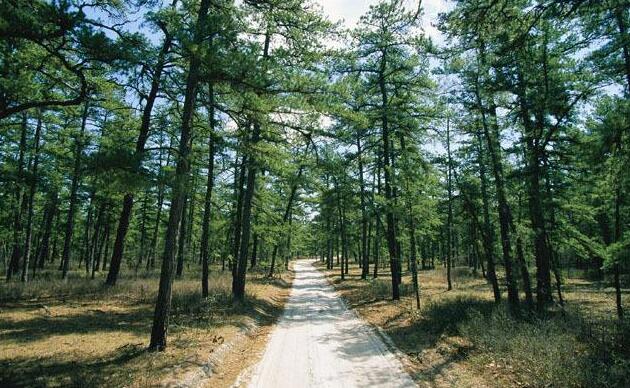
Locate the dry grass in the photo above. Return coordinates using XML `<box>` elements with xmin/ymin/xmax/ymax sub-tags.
<box><xmin>0</xmin><ymin>265</ymin><xmax>294</xmax><ymax>387</ymax></box>
<box><xmin>318</xmin><ymin>261</ymin><xmax>630</xmax><ymax>388</ymax></box>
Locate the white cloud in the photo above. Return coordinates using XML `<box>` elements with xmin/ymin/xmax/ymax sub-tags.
<box><xmin>315</xmin><ymin>0</ymin><xmax>450</xmax><ymax>43</ymax></box>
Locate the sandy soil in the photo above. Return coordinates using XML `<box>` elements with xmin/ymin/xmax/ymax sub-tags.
<box><xmin>247</xmin><ymin>260</ymin><xmax>415</xmax><ymax>388</ymax></box>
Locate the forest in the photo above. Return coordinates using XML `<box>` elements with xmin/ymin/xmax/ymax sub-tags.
<box><xmin>1</xmin><ymin>0</ymin><xmax>629</xmax><ymax>387</ymax></box>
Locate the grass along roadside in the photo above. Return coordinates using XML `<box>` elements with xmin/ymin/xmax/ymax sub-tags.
<box><xmin>317</xmin><ymin>261</ymin><xmax>630</xmax><ymax>387</ymax></box>
<box><xmin>0</xmin><ymin>266</ymin><xmax>294</xmax><ymax>387</ymax></box>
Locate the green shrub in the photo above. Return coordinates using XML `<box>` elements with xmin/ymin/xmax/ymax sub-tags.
<box><xmin>459</xmin><ymin>308</ymin><xmax>630</xmax><ymax>387</ymax></box>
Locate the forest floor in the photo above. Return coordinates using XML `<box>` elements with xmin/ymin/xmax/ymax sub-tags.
<box><xmin>0</xmin><ymin>265</ymin><xmax>294</xmax><ymax>387</ymax></box>
<box><xmin>319</xmin><ymin>261</ymin><xmax>630</xmax><ymax>387</ymax></box>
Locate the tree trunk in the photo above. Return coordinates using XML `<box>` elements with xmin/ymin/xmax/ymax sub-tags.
<box><xmin>176</xmin><ymin>194</ymin><xmax>189</xmax><ymax>277</ymax></box>
<box><xmin>35</xmin><ymin>192</ymin><xmax>58</xmax><ymax>274</ymax></box>
<box><xmin>233</xmin><ymin>23</ymin><xmax>271</xmax><ymax>297</ymax></box>
<box><xmin>446</xmin><ymin>117</ymin><xmax>453</xmax><ymax>291</ymax></box>
<box><xmin>149</xmin><ymin>0</ymin><xmax>210</xmax><ymax>352</ymax></box>
<box><xmin>201</xmin><ymin>87</ymin><xmax>216</xmax><ymax>298</ymax></box>
<box><xmin>475</xmin><ymin>73</ymin><xmax>520</xmax><ymax>311</ymax></box>
<box><xmin>250</xmin><ymin>233</ymin><xmax>258</xmax><ymax>269</ymax></box>
<box><xmin>475</xmin><ymin>128</ymin><xmax>501</xmax><ymax>302</ymax></box>
<box><xmin>7</xmin><ymin>113</ymin><xmax>28</xmax><ymax>281</ymax></box>
<box><xmin>357</xmin><ymin>133</ymin><xmax>369</xmax><ymax>279</ymax></box>
<box><xmin>231</xmin><ymin>153</ymin><xmax>247</xmax><ymax>284</ymax></box>
<box><xmin>379</xmin><ymin>51</ymin><xmax>400</xmax><ymax>300</ymax></box>
<box><xmin>233</xmin><ymin>124</ymin><xmax>261</xmax><ymax>300</ymax></box>
<box><xmin>61</xmin><ymin>101</ymin><xmax>89</xmax><ymax>280</ymax></box>
<box><xmin>21</xmin><ymin>113</ymin><xmax>43</xmax><ymax>282</ymax></box>
<box><xmin>267</xmin><ymin>143</ymin><xmax>309</xmax><ymax>277</ymax></box>
<box><xmin>107</xmin><ymin>30</ymin><xmax>173</xmax><ymax>286</ymax></box>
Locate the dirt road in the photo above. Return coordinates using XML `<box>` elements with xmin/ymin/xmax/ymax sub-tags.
<box><xmin>247</xmin><ymin>260</ymin><xmax>415</xmax><ymax>388</ymax></box>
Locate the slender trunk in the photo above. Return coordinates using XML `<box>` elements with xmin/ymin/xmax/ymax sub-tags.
<box><xmin>233</xmin><ymin>124</ymin><xmax>261</xmax><ymax>300</ymax></box>
<box><xmin>374</xmin><ymin>163</ymin><xmax>382</xmax><ymax>279</ymax></box>
<box><xmin>21</xmin><ymin>114</ymin><xmax>43</xmax><ymax>282</ymax></box>
<box><xmin>149</xmin><ymin>142</ymin><xmax>170</xmax><ymax>271</ymax></box>
<box><xmin>106</xmin><ymin>194</ymin><xmax>132</xmax><ymax>284</ymax></box>
<box><xmin>267</xmin><ymin>143</ymin><xmax>309</xmax><ymax>277</ymax></box>
<box><xmin>149</xmin><ymin>0</ymin><xmax>209</xmax><ymax>352</ymax></box>
<box><xmin>7</xmin><ymin>114</ymin><xmax>28</xmax><ymax>281</ymax></box>
<box><xmin>176</xmin><ymin>194</ymin><xmax>188</xmax><ymax>277</ymax></box>
<box><xmin>446</xmin><ymin>117</ymin><xmax>453</xmax><ymax>291</ymax></box>
<box><xmin>201</xmin><ymin>86</ymin><xmax>216</xmax><ymax>297</ymax></box>
<box><xmin>334</xmin><ymin>178</ymin><xmax>346</xmax><ymax>280</ymax></box>
<box><xmin>134</xmin><ymin>193</ymin><xmax>149</xmax><ymax>275</ymax></box>
<box><xmin>233</xmin><ymin>23</ymin><xmax>271</xmax><ymax>296</ymax></box>
<box><xmin>517</xmin><ymin>72</ymin><xmax>553</xmax><ymax>308</ymax></box>
<box><xmin>379</xmin><ymin>51</ymin><xmax>400</xmax><ymax>300</ymax></box>
<box><xmin>476</xmin><ymin>89</ymin><xmax>520</xmax><ymax>310</ymax></box>
<box><xmin>102</xmin><ymin>223</ymin><xmax>111</xmax><ymax>271</ymax></box>
<box><xmin>399</xmin><ymin>131</ymin><xmax>419</xmax><ymax>305</ymax></box>
<box><xmin>285</xmin><ymin>214</ymin><xmax>292</xmax><ymax>270</ymax></box>
<box><xmin>231</xmin><ymin>154</ymin><xmax>247</xmax><ymax>283</ymax></box>
<box><xmin>107</xmin><ymin>27</ymin><xmax>173</xmax><ymax>286</ymax></box>
<box><xmin>357</xmin><ymin>134</ymin><xmax>369</xmax><ymax>279</ymax></box>
<box><xmin>61</xmin><ymin>101</ymin><xmax>89</xmax><ymax>280</ymax></box>
<box><xmin>36</xmin><ymin>193</ymin><xmax>58</xmax><ymax>272</ymax></box>
<box><xmin>250</xmin><ymin>233</ymin><xmax>258</xmax><ymax>269</ymax></box>
<box><xmin>514</xmin><ymin>190</ymin><xmax>534</xmax><ymax>306</ymax></box>
<box><xmin>475</xmin><ymin>129</ymin><xmax>501</xmax><ymax>302</ymax></box>
<box><xmin>92</xmin><ymin>210</ymin><xmax>110</xmax><ymax>279</ymax></box>
<box><xmin>89</xmin><ymin>202</ymin><xmax>106</xmax><ymax>276</ymax></box>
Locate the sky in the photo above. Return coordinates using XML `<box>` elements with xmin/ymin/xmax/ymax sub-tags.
<box><xmin>315</xmin><ymin>0</ymin><xmax>450</xmax><ymax>43</ymax></box>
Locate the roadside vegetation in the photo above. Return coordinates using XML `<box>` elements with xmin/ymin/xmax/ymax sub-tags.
<box><xmin>321</xmin><ymin>262</ymin><xmax>629</xmax><ymax>387</ymax></box>
<box><xmin>1</xmin><ymin>0</ymin><xmax>629</xmax><ymax>386</ymax></box>
<box><xmin>0</xmin><ymin>267</ymin><xmax>293</xmax><ymax>387</ymax></box>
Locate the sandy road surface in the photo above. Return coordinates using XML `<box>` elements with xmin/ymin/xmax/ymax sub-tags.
<box><xmin>247</xmin><ymin>260</ymin><xmax>415</xmax><ymax>388</ymax></box>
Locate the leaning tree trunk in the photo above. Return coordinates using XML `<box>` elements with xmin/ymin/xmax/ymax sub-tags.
<box><xmin>107</xmin><ymin>29</ymin><xmax>173</xmax><ymax>286</ymax></box>
<box><xmin>267</xmin><ymin>143</ymin><xmax>309</xmax><ymax>277</ymax></box>
<box><xmin>475</xmin><ymin>83</ymin><xmax>520</xmax><ymax>311</ymax></box>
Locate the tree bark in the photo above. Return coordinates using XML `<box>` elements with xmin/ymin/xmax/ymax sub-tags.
<box><xmin>35</xmin><ymin>192</ymin><xmax>58</xmax><ymax>274</ymax></box>
<box><xmin>107</xmin><ymin>29</ymin><xmax>173</xmax><ymax>286</ymax></box>
<box><xmin>61</xmin><ymin>101</ymin><xmax>89</xmax><ymax>280</ymax></box>
<box><xmin>7</xmin><ymin>114</ymin><xmax>28</xmax><ymax>281</ymax></box>
<box><xmin>474</xmin><ymin>66</ymin><xmax>520</xmax><ymax>311</ymax></box>
<box><xmin>357</xmin><ymin>133</ymin><xmax>369</xmax><ymax>280</ymax></box>
<box><xmin>149</xmin><ymin>0</ymin><xmax>210</xmax><ymax>352</ymax></box>
<box><xmin>446</xmin><ymin>117</ymin><xmax>453</xmax><ymax>291</ymax></box>
<box><xmin>475</xmin><ymin>129</ymin><xmax>501</xmax><ymax>302</ymax></box>
<box><xmin>201</xmin><ymin>85</ymin><xmax>216</xmax><ymax>298</ymax></box>
<box><xmin>21</xmin><ymin>113</ymin><xmax>43</xmax><ymax>282</ymax></box>
<box><xmin>176</xmin><ymin>194</ymin><xmax>189</xmax><ymax>277</ymax></box>
<box><xmin>378</xmin><ymin>50</ymin><xmax>400</xmax><ymax>300</ymax></box>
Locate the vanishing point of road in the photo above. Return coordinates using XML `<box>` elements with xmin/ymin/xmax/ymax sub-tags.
<box><xmin>248</xmin><ymin>260</ymin><xmax>415</xmax><ymax>388</ymax></box>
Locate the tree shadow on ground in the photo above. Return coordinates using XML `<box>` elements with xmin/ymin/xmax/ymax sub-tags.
<box><xmin>0</xmin><ymin>283</ymin><xmax>290</xmax><ymax>386</ymax></box>
<box><xmin>0</xmin><ymin>306</ymin><xmax>152</xmax><ymax>344</ymax></box>
<box><xmin>0</xmin><ymin>343</ymin><xmax>146</xmax><ymax>387</ymax></box>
